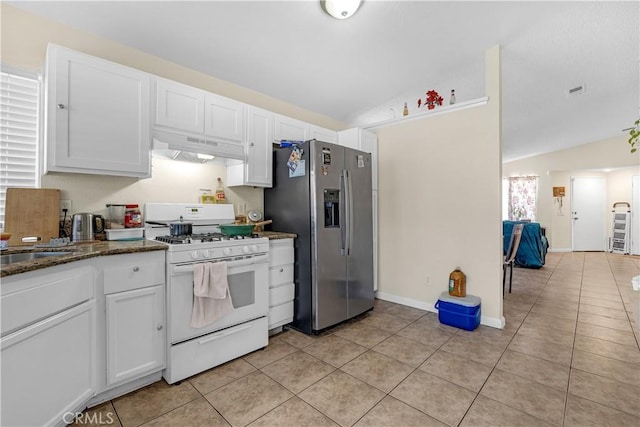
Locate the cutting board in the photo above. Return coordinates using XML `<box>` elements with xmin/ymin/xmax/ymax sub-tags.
<box><xmin>5</xmin><ymin>188</ymin><xmax>60</xmax><ymax>247</ymax></box>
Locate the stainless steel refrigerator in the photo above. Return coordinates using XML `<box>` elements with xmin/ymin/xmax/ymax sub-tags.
<box><xmin>264</xmin><ymin>140</ymin><xmax>374</xmax><ymax>334</ymax></box>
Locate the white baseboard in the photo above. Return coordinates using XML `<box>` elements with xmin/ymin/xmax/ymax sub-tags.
<box><xmin>549</xmin><ymin>248</ymin><xmax>572</xmax><ymax>253</ymax></box>
<box><xmin>375</xmin><ymin>291</ymin><xmax>505</xmax><ymax>329</ymax></box>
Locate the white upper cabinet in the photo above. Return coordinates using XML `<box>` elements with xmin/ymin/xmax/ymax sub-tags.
<box><xmin>45</xmin><ymin>44</ymin><xmax>151</xmax><ymax>178</ymax></box>
<box><xmin>155</xmin><ymin>78</ymin><xmax>204</xmax><ymax>134</ymax></box>
<box><xmin>227</xmin><ymin>106</ymin><xmax>273</xmax><ymax>188</ymax></box>
<box><xmin>338</xmin><ymin>128</ymin><xmax>378</xmax><ymax>190</ymax></box>
<box><xmin>204</xmin><ymin>94</ymin><xmax>245</xmax><ymax>144</ymax></box>
<box><xmin>245</xmin><ymin>106</ymin><xmax>273</xmax><ymax>187</ymax></box>
<box><xmin>309</xmin><ymin>124</ymin><xmax>338</xmax><ymax>144</ymax></box>
<box><xmin>273</xmin><ymin>114</ymin><xmax>308</xmax><ymax>142</ymax></box>
<box><xmin>155</xmin><ymin>78</ymin><xmax>245</xmax><ymax>146</ymax></box>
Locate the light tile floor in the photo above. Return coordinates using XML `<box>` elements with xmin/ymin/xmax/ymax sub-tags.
<box><xmin>83</xmin><ymin>252</ymin><xmax>640</xmax><ymax>426</ymax></box>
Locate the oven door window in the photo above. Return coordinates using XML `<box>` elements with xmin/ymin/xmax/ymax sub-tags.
<box><xmin>228</xmin><ymin>270</ymin><xmax>255</xmax><ymax>308</ymax></box>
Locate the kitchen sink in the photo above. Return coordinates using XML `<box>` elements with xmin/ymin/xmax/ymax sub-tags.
<box><xmin>1</xmin><ymin>251</ymin><xmax>73</xmax><ymax>265</ymax></box>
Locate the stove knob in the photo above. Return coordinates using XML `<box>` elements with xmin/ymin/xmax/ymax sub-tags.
<box><xmin>251</xmin><ymin>245</ymin><xmax>258</xmax><ymax>252</ymax></box>
<box><xmin>191</xmin><ymin>250</ymin><xmax>200</xmax><ymax>260</ymax></box>
<box><xmin>242</xmin><ymin>246</ymin><xmax>250</xmax><ymax>254</ymax></box>
<box><xmin>202</xmin><ymin>249</ymin><xmax>211</xmax><ymax>258</ymax></box>
<box><xmin>223</xmin><ymin>248</ymin><xmax>232</xmax><ymax>256</ymax></box>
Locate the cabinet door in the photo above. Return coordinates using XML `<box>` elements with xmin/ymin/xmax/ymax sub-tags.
<box><xmin>106</xmin><ymin>285</ymin><xmax>165</xmax><ymax>386</ymax></box>
<box><xmin>245</xmin><ymin>106</ymin><xmax>273</xmax><ymax>187</ymax></box>
<box><xmin>1</xmin><ymin>300</ymin><xmax>95</xmax><ymax>427</ymax></box>
<box><xmin>155</xmin><ymin>77</ymin><xmax>204</xmax><ymax>134</ymax></box>
<box><xmin>46</xmin><ymin>45</ymin><xmax>150</xmax><ymax>177</ymax></box>
<box><xmin>204</xmin><ymin>94</ymin><xmax>245</xmax><ymax>144</ymax></box>
<box><xmin>309</xmin><ymin>124</ymin><xmax>338</xmax><ymax>144</ymax></box>
<box><xmin>273</xmin><ymin>113</ymin><xmax>308</xmax><ymax>142</ymax></box>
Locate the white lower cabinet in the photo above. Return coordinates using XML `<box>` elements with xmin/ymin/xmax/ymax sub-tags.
<box><xmin>0</xmin><ymin>262</ymin><xmax>96</xmax><ymax>427</ymax></box>
<box><xmin>268</xmin><ymin>238</ymin><xmax>295</xmax><ymax>329</ymax></box>
<box><xmin>105</xmin><ymin>285</ymin><xmax>165</xmax><ymax>386</ymax></box>
<box><xmin>100</xmin><ymin>252</ymin><xmax>166</xmax><ymax>389</ymax></box>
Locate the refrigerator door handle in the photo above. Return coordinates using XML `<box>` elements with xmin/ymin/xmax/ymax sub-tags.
<box><xmin>340</xmin><ymin>171</ymin><xmax>347</xmax><ymax>256</ymax></box>
<box><xmin>344</xmin><ymin>169</ymin><xmax>353</xmax><ymax>256</ymax></box>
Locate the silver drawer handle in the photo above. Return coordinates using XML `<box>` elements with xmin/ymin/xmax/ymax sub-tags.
<box><xmin>57</xmin><ymin>104</ymin><xmax>65</xmax><ymax>109</ymax></box>
<box><xmin>133</xmin><ymin>266</ymin><xmax>140</xmax><ymax>272</ymax></box>
<box><xmin>157</xmin><ymin>324</ymin><xmax>163</xmax><ymax>331</ymax></box>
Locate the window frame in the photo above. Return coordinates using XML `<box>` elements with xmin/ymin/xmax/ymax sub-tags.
<box><xmin>1</xmin><ymin>64</ymin><xmax>43</xmax><ymax>229</ymax></box>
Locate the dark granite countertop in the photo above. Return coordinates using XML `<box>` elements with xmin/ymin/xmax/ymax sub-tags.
<box><xmin>255</xmin><ymin>231</ymin><xmax>297</xmax><ymax>240</ymax></box>
<box><xmin>1</xmin><ymin>232</ymin><xmax>296</xmax><ymax>278</ymax></box>
<box><xmin>1</xmin><ymin>240</ymin><xmax>168</xmax><ymax>278</ymax></box>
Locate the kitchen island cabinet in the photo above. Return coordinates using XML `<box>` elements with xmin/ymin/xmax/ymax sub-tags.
<box><xmin>44</xmin><ymin>44</ymin><xmax>151</xmax><ymax>178</ymax></box>
<box><xmin>1</xmin><ymin>261</ymin><xmax>96</xmax><ymax>427</ymax></box>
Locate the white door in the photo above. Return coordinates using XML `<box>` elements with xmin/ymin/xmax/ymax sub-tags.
<box><xmin>632</xmin><ymin>175</ymin><xmax>640</xmax><ymax>255</ymax></box>
<box><xmin>571</xmin><ymin>177</ymin><xmax>606</xmax><ymax>251</ymax></box>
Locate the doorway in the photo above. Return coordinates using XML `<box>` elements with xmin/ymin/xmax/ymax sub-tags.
<box><xmin>571</xmin><ymin>177</ymin><xmax>606</xmax><ymax>251</ymax></box>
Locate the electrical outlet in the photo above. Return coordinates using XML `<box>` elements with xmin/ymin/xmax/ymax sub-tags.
<box><xmin>60</xmin><ymin>199</ymin><xmax>72</xmax><ymax>217</ymax></box>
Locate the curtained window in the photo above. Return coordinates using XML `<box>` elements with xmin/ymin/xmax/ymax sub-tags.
<box><xmin>506</xmin><ymin>176</ymin><xmax>538</xmax><ymax>221</ymax></box>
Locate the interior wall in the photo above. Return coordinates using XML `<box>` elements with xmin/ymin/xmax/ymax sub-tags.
<box><xmin>503</xmin><ymin>136</ymin><xmax>640</xmax><ymax>251</ymax></box>
<box><xmin>42</xmin><ymin>158</ymin><xmax>263</xmax><ymax>219</ymax></box>
<box><xmin>376</xmin><ymin>46</ymin><xmax>503</xmax><ymax>327</ymax></box>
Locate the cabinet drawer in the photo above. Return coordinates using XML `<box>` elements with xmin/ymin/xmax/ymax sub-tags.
<box><xmin>1</xmin><ymin>264</ymin><xmax>93</xmax><ymax>336</ymax></box>
<box><xmin>269</xmin><ymin>239</ymin><xmax>294</xmax><ymax>267</ymax></box>
<box><xmin>269</xmin><ymin>283</ymin><xmax>294</xmax><ymax>307</ymax></box>
<box><xmin>269</xmin><ymin>264</ymin><xmax>293</xmax><ymax>287</ymax></box>
<box><xmin>268</xmin><ymin>301</ymin><xmax>293</xmax><ymax>329</ymax></box>
<box><xmin>103</xmin><ymin>252</ymin><xmax>165</xmax><ymax>294</ymax></box>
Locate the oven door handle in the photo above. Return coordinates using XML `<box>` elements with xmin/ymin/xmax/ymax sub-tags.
<box><xmin>172</xmin><ymin>255</ymin><xmax>268</xmax><ymax>273</ymax></box>
<box><xmin>197</xmin><ymin>323</ymin><xmax>253</xmax><ymax>345</ymax></box>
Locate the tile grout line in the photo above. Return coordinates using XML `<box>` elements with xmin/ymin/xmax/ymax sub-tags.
<box><xmin>561</xmin><ymin>251</ymin><xmax>584</xmax><ymax>427</ymax></box>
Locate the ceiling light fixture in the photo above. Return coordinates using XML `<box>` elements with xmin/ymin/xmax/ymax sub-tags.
<box><xmin>323</xmin><ymin>0</ymin><xmax>362</xmax><ymax>20</ymax></box>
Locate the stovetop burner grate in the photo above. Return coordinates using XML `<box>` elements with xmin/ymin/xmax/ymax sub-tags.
<box><xmin>155</xmin><ymin>232</ymin><xmax>260</xmax><ymax>244</ymax></box>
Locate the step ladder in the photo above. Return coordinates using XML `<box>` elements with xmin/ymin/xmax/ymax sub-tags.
<box><xmin>610</xmin><ymin>202</ymin><xmax>631</xmax><ymax>254</ymax></box>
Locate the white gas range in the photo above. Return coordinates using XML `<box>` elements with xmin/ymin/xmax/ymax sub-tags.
<box><xmin>144</xmin><ymin>203</ymin><xmax>269</xmax><ymax>383</ymax></box>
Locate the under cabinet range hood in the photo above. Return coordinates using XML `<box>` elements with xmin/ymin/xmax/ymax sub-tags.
<box><xmin>152</xmin><ymin>129</ymin><xmax>244</xmax><ymax>163</ymax></box>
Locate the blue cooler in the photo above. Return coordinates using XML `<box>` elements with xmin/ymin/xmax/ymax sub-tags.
<box><xmin>435</xmin><ymin>291</ymin><xmax>481</xmax><ymax>331</ymax></box>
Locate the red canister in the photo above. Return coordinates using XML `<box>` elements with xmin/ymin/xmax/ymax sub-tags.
<box><xmin>124</xmin><ymin>204</ymin><xmax>142</xmax><ymax>228</ymax></box>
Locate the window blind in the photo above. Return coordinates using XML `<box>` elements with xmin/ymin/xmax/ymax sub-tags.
<box><xmin>0</xmin><ymin>71</ymin><xmax>40</xmax><ymax>229</ymax></box>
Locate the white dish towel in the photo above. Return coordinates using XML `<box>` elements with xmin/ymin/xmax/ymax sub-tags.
<box><xmin>191</xmin><ymin>261</ymin><xmax>234</xmax><ymax>328</ymax></box>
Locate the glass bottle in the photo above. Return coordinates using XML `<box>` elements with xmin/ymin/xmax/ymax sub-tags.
<box><xmin>215</xmin><ymin>177</ymin><xmax>227</xmax><ymax>204</ymax></box>
<box><xmin>450</xmin><ymin>89</ymin><xmax>456</xmax><ymax>105</ymax></box>
<box><xmin>403</xmin><ymin>102</ymin><xmax>409</xmax><ymax>116</ymax></box>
